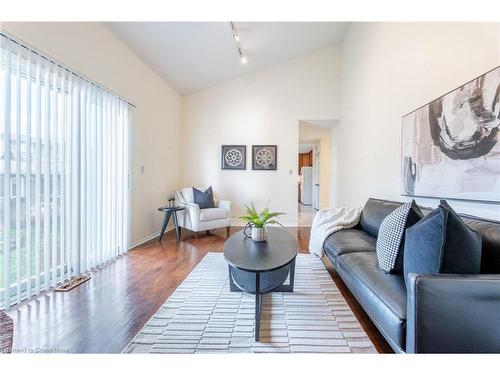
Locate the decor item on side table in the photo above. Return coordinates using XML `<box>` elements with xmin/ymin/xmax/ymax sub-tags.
<box><xmin>252</xmin><ymin>145</ymin><xmax>277</xmax><ymax>170</ymax></box>
<box><xmin>221</xmin><ymin>145</ymin><xmax>246</xmax><ymax>170</ymax></box>
<box><xmin>167</xmin><ymin>193</ymin><xmax>175</xmax><ymax>207</ymax></box>
<box><xmin>239</xmin><ymin>203</ymin><xmax>284</xmax><ymax>242</ymax></box>
<box><xmin>401</xmin><ymin>66</ymin><xmax>500</xmax><ymax>202</ymax></box>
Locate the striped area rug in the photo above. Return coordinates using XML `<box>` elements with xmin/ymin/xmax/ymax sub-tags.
<box><xmin>123</xmin><ymin>253</ymin><xmax>376</xmax><ymax>353</ymax></box>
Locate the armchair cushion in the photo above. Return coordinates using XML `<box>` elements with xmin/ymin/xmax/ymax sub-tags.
<box><xmin>200</xmin><ymin>207</ymin><xmax>228</xmax><ymax>222</ymax></box>
<box><xmin>193</xmin><ymin>187</ymin><xmax>215</xmax><ymax>209</ymax></box>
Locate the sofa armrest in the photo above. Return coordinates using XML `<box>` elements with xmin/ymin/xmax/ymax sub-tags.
<box><xmin>406</xmin><ymin>273</ymin><xmax>500</xmax><ymax>353</ymax></box>
<box><xmin>218</xmin><ymin>200</ymin><xmax>231</xmax><ymax>215</ymax></box>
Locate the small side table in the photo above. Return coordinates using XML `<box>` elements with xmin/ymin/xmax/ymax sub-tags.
<box><xmin>158</xmin><ymin>206</ymin><xmax>186</xmax><ymax>242</ymax></box>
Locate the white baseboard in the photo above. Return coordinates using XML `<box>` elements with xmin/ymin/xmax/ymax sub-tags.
<box><xmin>131</xmin><ymin>220</ymin><xmax>300</xmax><ymax>250</ymax></box>
<box><xmin>130</xmin><ymin>225</ymin><xmax>174</xmax><ymax>249</ymax></box>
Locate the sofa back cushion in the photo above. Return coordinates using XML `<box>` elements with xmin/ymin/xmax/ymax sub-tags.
<box><xmin>460</xmin><ymin>215</ymin><xmax>500</xmax><ymax>274</ymax></box>
<box><xmin>360</xmin><ymin>198</ymin><xmax>402</xmax><ymax>237</ymax></box>
<box><xmin>403</xmin><ymin>200</ymin><xmax>482</xmax><ymax>285</ymax></box>
<box><xmin>361</xmin><ymin>198</ymin><xmax>500</xmax><ymax>274</ymax></box>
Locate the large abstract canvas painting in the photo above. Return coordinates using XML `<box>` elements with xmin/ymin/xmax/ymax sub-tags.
<box><xmin>402</xmin><ymin>66</ymin><xmax>500</xmax><ymax>203</ymax></box>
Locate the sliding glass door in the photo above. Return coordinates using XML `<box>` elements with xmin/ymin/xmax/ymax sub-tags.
<box><xmin>0</xmin><ymin>32</ymin><xmax>131</xmax><ymax>309</ymax></box>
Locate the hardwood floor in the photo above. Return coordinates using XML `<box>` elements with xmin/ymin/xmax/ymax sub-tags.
<box><xmin>6</xmin><ymin>226</ymin><xmax>392</xmax><ymax>353</ymax></box>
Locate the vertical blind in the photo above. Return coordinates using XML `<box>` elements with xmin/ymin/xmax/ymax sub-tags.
<box><xmin>0</xmin><ymin>33</ymin><xmax>131</xmax><ymax>309</ymax></box>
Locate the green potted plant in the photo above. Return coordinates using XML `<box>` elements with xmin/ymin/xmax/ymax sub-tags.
<box><xmin>239</xmin><ymin>203</ymin><xmax>285</xmax><ymax>242</ymax></box>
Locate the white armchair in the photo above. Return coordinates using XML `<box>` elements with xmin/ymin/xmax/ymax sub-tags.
<box><xmin>175</xmin><ymin>187</ymin><xmax>232</xmax><ymax>238</ymax></box>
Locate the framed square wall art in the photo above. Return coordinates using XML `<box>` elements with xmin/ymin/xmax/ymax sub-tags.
<box><xmin>252</xmin><ymin>145</ymin><xmax>277</xmax><ymax>170</ymax></box>
<box><xmin>221</xmin><ymin>145</ymin><xmax>246</xmax><ymax>170</ymax></box>
<box><xmin>401</xmin><ymin>66</ymin><xmax>500</xmax><ymax>203</ymax></box>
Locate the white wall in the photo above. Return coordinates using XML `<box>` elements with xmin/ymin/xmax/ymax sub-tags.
<box><xmin>1</xmin><ymin>22</ymin><xmax>183</xmax><ymax>245</ymax></box>
<box><xmin>333</xmin><ymin>22</ymin><xmax>500</xmax><ymax>219</ymax></box>
<box><xmin>182</xmin><ymin>46</ymin><xmax>341</xmax><ymax>225</ymax></box>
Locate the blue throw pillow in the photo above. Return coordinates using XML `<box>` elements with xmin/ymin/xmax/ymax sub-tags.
<box><xmin>193</xmin><ymin>187</ymin><xmax>215</xmax><ymax>209</ymax></box>
<box><xmin>403</xmin><ymin>200</ymin><xmax>482</xmax><ymax>286</ymax></box>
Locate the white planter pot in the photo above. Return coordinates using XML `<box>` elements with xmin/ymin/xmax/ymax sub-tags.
<box><xmin>251</xmin><ymin>227</ymin><xmax>267</xmax><ymax>242</ymax></box>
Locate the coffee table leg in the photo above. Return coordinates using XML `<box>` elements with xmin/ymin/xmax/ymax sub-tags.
<box><xmin>289</xmin><ymin>257</ymin><xmax>296</xmax><ymax>292</ymax></box>
<box><xmin>228</xmin><ymin>266</ymin><xmax>238</xmax><ymax>292</ymax></box>
<box><xmin>255</xmin><ymin>272</ymin><xmax>261</xmax><ymax>341</ymax></box>
<box><xmin>159</xmin><ymin>212</ymin><xmax>172</xmax><ymax>242</ymax></box>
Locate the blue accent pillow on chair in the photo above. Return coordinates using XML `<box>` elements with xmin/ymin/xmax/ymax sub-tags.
<box><xmin>193</xmin><ymin>187</ymin><xmax>215</xmax><ymax>209</ymax></box>
<box><xmin>403</xmin><ymin>200</ymin><xmax>482</xmax><ymax>286</ymax></box>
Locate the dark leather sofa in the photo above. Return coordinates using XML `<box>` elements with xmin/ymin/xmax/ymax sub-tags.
<box><xmin>323</xmin><ymin>198</ymin><xmax>500</xmax><ymax>353</ymax></box>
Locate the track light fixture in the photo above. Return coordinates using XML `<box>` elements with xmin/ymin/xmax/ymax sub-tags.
<box><xmin>230</xmin><ymin>22</ymin><xmax>247</xmax><ymax>65</ymax></box>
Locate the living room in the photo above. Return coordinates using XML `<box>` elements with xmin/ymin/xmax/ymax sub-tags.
<box><xmin>1</xmin><ymin>0</ymin><xmax>500</xmax><ymax>372</ymax></box>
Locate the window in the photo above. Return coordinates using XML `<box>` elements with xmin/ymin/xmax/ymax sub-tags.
<box><xmin>0</xmin><ymin>32</ymin><xmax>131</xmax><ymax>309</ymax></box>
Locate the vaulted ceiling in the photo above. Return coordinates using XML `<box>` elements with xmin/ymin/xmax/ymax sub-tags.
<box><xmin>106</xmin><ymin>22</ymin><xmax>349</xmax><ymax>95</ymax></box>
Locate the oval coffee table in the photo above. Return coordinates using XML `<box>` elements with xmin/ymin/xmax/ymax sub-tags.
<box><xmin>223</xmin><ymin>227</ymin><xmax>298</xmax><ymax>341</ymax></box>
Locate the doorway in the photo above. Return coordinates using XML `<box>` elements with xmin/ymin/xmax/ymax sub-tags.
<box><xmin>298</xmin><ymin>145</ymin><xmax>315</xmax><ymax>226</ymax></box>
<box><xmin>297</xmin><ymin>120</ymin><xmax>333</xmax><ymax>227</ymax></box>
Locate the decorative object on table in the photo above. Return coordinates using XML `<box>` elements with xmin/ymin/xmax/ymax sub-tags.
<box><xmin>167</xmin><ymin>193</ymin><xmax>175</xmax><ymax>207</ymax></box>
<box><xmin>158</xmin><ymin>206</ymin><xmax>186</xmax><ymax>242</ymax></box>
<box><xmin>221</xmin><ymin>145</ymin><xmax>246</xmax><ymax>170</ymax></box>
<box><xmin>252</xmin><ymin>145</ymin><xmax>277</xmax><ymax>170</ymax></box>
<box><xmin>401</xmin><ymin>65</ymin><xmax>500</xmax><ymax>203</ymax></box>
<box><xmin>193</xmin><ymin>186</ymin><xmax>215</xmax><ymax>209</ymax></box>
<box><xmin>239</xmin><ymin>202</ymin><xmax>285</xmax><ymax>242</ymax></box>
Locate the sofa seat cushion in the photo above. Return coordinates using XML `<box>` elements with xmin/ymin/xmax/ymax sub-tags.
<box><xmin>323</xmin><ymin>229</ymin><xmax>376</xmax><ymax>265</ymax></box>
<box><xmin>336</xmin><ymin>252</ymin><xmax>407</xmax><ymax>352</ymax></box>
<box><xmin>199</xmin><ymin>208</ymin><xmax>228</xmax><ymax>222</ymax></box>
